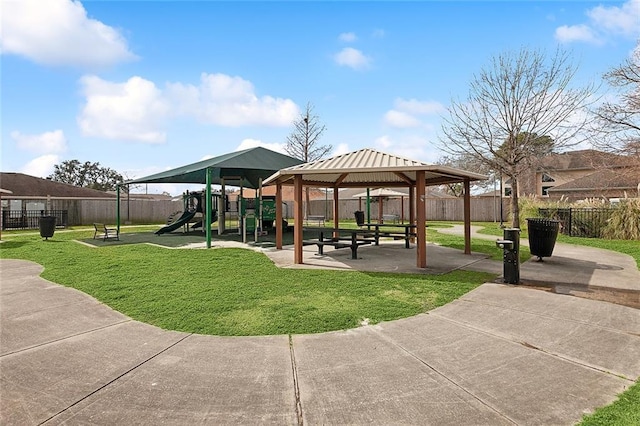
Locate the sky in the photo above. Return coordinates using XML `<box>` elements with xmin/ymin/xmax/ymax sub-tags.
<box><xmin>1</xmin><ymin>0</ymin><xmax>639</xmax><ymax>195</ymax></box>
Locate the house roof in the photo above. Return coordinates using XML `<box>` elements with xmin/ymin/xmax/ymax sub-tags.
<box><xmin>540</xmin><ymin>149</ymin><xmax>632</xmax><ymax>171</ymax></box>
<box><xmin>126</xmin><ymin>147</ymin><xmax>303</xmax><ymax>189</ymax></box>
<box><xmin>0</xmin><ymin>173</ymin><xmax>116</xmax><ymax>198</ymax></box>
<box><xmin>548</xmin><ymin>168</ymin><xmax>640</xmax><ymax>193</ymax></box>
<box><xmin>263</xmin><ymin>148</ymin><xmax>487</xmax><ymax>188</ymax></box>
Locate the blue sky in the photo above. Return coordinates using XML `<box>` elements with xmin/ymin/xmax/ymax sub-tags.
<box><xmin>2</xmin><ymin>0</ymin><xmax>639</xmax><ymax>194</ymax></box>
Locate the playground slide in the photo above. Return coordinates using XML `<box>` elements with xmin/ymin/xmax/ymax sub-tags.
<box><xmin>191</xmin><ymin>211</ymin><xmax>218</xmax><ymax>229</ymax></box>
<box><xmin>155</xmin><ymin>210</ymin><xmax>197</xmax><ymax>235</ymax></box>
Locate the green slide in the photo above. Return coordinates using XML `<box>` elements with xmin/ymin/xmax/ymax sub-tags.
<box><xmin>155</xmin><ymin>210</ymin><xmax>197</xmax><ymax>235</ymax></box>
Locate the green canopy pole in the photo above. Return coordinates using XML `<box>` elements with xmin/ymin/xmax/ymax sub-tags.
<box><xmin>116</xmin><ymin>184</ymin><xmax>121</xmax><ymax>233</ymax></box>
<box><xmin>206</xmin><ymin>167</ymin><xmax>212</xmax><ymax>249</ymax></box>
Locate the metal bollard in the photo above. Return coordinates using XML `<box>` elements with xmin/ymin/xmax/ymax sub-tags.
<box><xmin>496</xmin><ymin>228</ymin><xmax>520</xmax><ymax>284</ymax></box>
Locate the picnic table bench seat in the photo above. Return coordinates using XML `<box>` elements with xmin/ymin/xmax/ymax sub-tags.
<box><xmin>302</xmin><ymin>238</ymin><xmax>372</xmax><ymax>259</ymax></box>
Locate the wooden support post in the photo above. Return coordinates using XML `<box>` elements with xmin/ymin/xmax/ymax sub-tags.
<box><xmin>416</xmin><ymin>171</ymin><xmax>426</xmax><ymax>268</ymax></box>
<box><xmin>464</xmin><ymin>178</ymin><xmax>471</xmax><ymax>255</ymax></box>
<box><xmin>294</xmin><ymin>175</ymin><xmax>303</xmax><ymax>264</ymax></box>
<box><xmin>333</xmin><ymin>187</ymin><xmax>339</xmax><ymax>239</ymax></box>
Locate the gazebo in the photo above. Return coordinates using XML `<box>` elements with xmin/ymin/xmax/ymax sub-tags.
<box><xmin>263</xmin><ymin>148</ymin><xmax>487</xmax><ymax>268</ymax></box>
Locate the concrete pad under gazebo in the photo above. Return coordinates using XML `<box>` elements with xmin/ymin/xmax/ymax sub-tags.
<box><xmin>263</xmin><ymin>148</ymin><xmax>487</xmax><ymax>269</ymax></box>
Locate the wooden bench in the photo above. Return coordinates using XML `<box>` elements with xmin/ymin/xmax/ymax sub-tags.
<box><xmin>93</xmin><ymin>223</ymin><xmax>119</xmax><ymax>241</ymax></box>
<box><xmin>382</xmin><ymin>214</ymin><xmax>400</xmax><ymax>224</ymax></box>
<box><xmin>306</xmin><ymin>215</ymin><xmax>325</xmax><ymax>226</ymax></box>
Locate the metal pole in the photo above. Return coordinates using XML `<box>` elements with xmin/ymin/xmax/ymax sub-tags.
<box><xmin>499</xmin><ymin>171</ymin><xmax>504</xmax><ymax>227</ymax></box>
<box><xmin>116</xmin><ymin>184</ymin><xmax>121</xmax><ymax>233</ymax></box>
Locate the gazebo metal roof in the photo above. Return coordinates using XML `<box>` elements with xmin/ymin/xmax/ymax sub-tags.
<box><xmin>127</xmin><ymin>147</ymin><xmax>303</xmax><ymax>189</ymax></box>
<box><xmin>263</xmin><ymin>148</ymin><xmax>487</xmax><ymax>187</ymax></box>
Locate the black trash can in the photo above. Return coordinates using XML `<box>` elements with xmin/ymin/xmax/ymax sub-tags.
<box><xmin>526</xmin><ymin>218</ymin><xmax>560</xmax><ymax>261</ymax></box>
<box><xmin>354</xmin><ymin>210</ymin><xmax>365</xmax><ymax>226</ymax></box>
<box><xmin>39</xmin><ymin>216</ymin><xmax>56</xmax><ymax>240</ymax></box>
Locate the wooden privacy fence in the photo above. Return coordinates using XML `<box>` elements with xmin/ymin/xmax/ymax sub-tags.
<box><xmin>3</xmin><ymin>198</ymin><xmax>183</xmax><ymax>226</ymax></box>
<box><xmin>307</xmin><ymin>197</ymin><xmax>509</xmax><ymax>222</ymax></box>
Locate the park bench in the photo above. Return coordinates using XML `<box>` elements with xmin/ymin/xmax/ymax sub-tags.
<box><xmin>305</xmin><ymin>215</ymin><xmax>325</xmax><ymax>226</ymax></box>
<box><xmin>382</xmin><ymin>214</ymin><xmax>400</xmax><ymax>224</ymax></box>
<box><xmin>93</xmin><ymin>223</ymin><xmax>119</xmax><ymax>241</ymax></box>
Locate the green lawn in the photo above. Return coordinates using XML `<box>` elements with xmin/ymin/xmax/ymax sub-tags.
<box><xmin>0</xmin><ymin>228</ymin><xmax>494</xmax><ymax>336</ymax></box>
<box><xmin>578</xmin><ymin>379</ymin><xmax>640</xmax><ymax>426</ymax></box>
<box><xmin>2</xmin><ymin>223</ymin><xmax>638</xmax><ymax>423</ymax></box>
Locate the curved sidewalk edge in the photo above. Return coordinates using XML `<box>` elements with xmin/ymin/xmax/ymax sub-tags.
<box><xmin>2</xmin><ymin>258</ymin><xmax>639</xmax><ymax>425</ymax></box>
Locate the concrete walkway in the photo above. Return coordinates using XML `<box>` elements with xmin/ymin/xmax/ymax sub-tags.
<box><xmin>2</xmin><ymin>252</ymin><xmax>639</xmax><ymax>425</ymax></box>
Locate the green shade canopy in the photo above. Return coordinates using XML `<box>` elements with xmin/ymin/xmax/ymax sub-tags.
<box><xmin>126</xmin><ymin>147</ymin><xmax>303</xmax><ymax>189</ymax></box>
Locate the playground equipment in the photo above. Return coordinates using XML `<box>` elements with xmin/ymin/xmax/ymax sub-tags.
<box><xmin>155</xmin><ymin>191</ymin><xmax>218</xmax><ymax>235</ymax></box>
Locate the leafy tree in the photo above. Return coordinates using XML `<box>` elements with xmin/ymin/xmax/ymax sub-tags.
<box><xmin>285</xmin><ymin>102</ymin><xmax>331</xmax><ymax>215</ymax></box>
<box><xmin>48</xmin><ymin>160</ymin><xmax>125</xmax><ymax>192</ymax></box>
<box><xmin>440</xmin><ymin>47</ymin><xmax>594</xmax><ymax>228</ymax></box>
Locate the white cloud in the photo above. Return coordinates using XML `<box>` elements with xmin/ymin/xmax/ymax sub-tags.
<box><xmin>166</xmin><ymin>73</ymin><xmax>299</xmax><ymax>127</ymax></box>
<box><xmin>78</xmin><ymin>75</ymin><xmax>170</xmax><ymax>143</ymax></box>
<box><xmin>21</xmin><ymin>154</ymin><xmax>60</xmax><ymax>177</ymax></box>
<box><xmin>78</xmin><ymin>73</ymin><xmax>299</xmax><ymax>142</ymax></box>
<box><xmin>588</xmin><ymin>0</ymin><xmax>640</xmax><ymax>37</ymax></box>
<box><xmin>555</xmin><ymin>0</ymin><xmax>640</xmax><ymax>45</ymax></box>
<box><xmin>0</xmin><ymin>0</ymin><xmax>136</xmax><ymax>67</ymax></box>
<box><xmin>383</xmin><ymin>110</ymin><xmax>422</xmax><ymax>128</ymax></box>
<box><xmin>338</xmin><ymin>32</ymin><xmax>357</xmax><ymax>42</ymax></box>
<box><xmin>235</xmin><ymin>138</ymin><xmax>287</xmax><ymax>154</ymax></box>
<box><xmin>394</xmin><ymin>98</ymin><xmax>445</xmax><ymax>115</ymax></box>
<box><xmin>383</xmin><ymin>98</ymin><xmax>445</xmax><ymax>128</ymax></box>
<box><xmin>334</xmin><ymin>47</ymin><xmax>371</xmax><ymax>70</ymax></box>
<box><xmin>11</xmin><ymin>129</ymin><xmax>67</xmax><ymax>154</ymax></box>
<box><xmin>555</xmin><ymin>25</ymin><xmax>601</xmax><ymax>45</ymax></box>
<box><xmin>332</xmin><ymin>143</ymin><xmax>351</xmax><ymax>156</ymax></box>
<box><xmin>374</xmin><ymin>135</ymin><xmax>439</xmax><ymax>163</ymax></box>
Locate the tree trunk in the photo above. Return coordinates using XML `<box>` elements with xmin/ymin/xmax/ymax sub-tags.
<box><xmin>305</xmin><ymin>186</ymin><xmax>311</xmax><ymax>217</ymax></box>
<box><xmin>510</xmin><ymin>177</ymin><xmax>520</xmax><ymax>228</ymax></box>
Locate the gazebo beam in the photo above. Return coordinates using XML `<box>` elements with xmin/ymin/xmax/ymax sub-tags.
<box><xmin>394</xmin><ymin>172</ymin><xmax>413</xmax><ymax>185</ymax></box>
<box><xmin>335</xmin><ymin>173</ymin><xmax>349</xmax><ymax>186</ymax></box>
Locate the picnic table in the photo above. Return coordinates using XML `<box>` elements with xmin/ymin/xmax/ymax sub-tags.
<box><xmin>302</xmin><ymin>227</ymin><xmax>375</xmax><ymax>259</ymax></box>
<box><xmin>364</xmin><ymin>223</ymin><xmax>416</xmax><ymax>249</ymax></box>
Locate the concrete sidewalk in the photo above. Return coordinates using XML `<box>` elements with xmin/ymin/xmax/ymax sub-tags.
<box><xmin>2</xmin><ymin>258</ymin><xmax>639</xmax><ymax>425</ymax></box>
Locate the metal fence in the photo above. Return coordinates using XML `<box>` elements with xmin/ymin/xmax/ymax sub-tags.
<box><xmin>538</xmin><ymin>207</ymin><xmax>615</xmax><ymax>238</ymax></box>
<box><xmin>2</xmin><ymin>210</ymin><xmax>68</xmax><ymax>230</ymax></box>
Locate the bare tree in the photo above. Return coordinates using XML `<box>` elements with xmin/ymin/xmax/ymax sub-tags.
<box><xmin>594</xmin><ymin>42</ymin><xmax>640</xmax><ymax>157</ymax></box>
<box><xmin>440</xmin><ymin>48</ymin><xmax>595</xmax><ymax>227</ymax></box>
<box><xmin>285</xmin><ymin>102</ymin><xmax>331</xmax><ymax>215</ymax></box>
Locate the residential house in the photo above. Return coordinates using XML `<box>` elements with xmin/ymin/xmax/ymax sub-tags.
<box><xmin>503</xmin><ymin>150</ymin><xmax>639</xmax><ymax>201</ymax></box>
